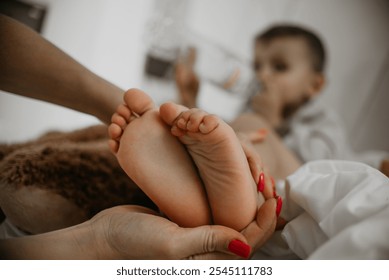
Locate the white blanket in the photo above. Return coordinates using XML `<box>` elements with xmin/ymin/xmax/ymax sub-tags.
<box><xmin>265</xmin><ymin>160</ymin><xmax>389</xmax><ymax>259</ymax></box>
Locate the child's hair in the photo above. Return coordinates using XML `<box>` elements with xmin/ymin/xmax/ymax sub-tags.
<box><xmin>255</xmin><ymin>24</ymin><xmax>326</xmax><ymax>73</ymax></box>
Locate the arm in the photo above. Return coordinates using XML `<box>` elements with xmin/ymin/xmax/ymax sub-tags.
<box><xmin>0</xmin><ymin>203</ymin><xmax>277</xmax><ymax>260</ymax></box>
<box><xmin>0</xmin><ymin>15</ymin><xmax>123</xmax><ymax>124</ymax></box>
<box><xmin>0</xmin><ymin>222</ymin><xmax>98</xmax><ymax>259</ymax></box>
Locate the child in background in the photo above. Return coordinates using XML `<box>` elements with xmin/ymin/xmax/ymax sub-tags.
<box><xmin>250</xmin><ymin>25</ymin><xmax>389</xmax><ymax>170</ymax></box>
<box><xmin>176</xmin><ymin>24</ymin><xmax>388</xmax><ymax>173</ymax></box>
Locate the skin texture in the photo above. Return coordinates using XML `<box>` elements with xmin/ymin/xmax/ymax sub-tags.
<box><xmin>230</xmin><ymin>112</ymin><xmax>301</xmax><ymax>180</ymax></box>
<box><xmin>109</xmin><ymin>90</ymin><xmax>212</xmax><ymax>228</ymax></box>
<box><xmin>109</xmin><ymin>89</ymin><xmax>259</xmax><ymax>231</ymax></box>
<box><xmin>160</xmin><ymin>102</ymin><xmax>259</xmax><ymax>231</ymax></box>
<box><xmin>0</xmin><ymin>15</ymin><xmax>123</xmax><ymax>124</ymax></box>
<box><xmin>0</xmin><ymin>200</ymin><xmax>278</xmax><ymax>259</ymax></box>
<box><xmin>252</xmin><ymin>37</ymin><xmax>325</xmax><ymax>128</ymax></box>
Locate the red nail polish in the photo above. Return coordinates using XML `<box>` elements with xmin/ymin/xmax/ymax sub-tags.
<box><xmin>276</xmin><ymin>196</ymin><xmax>283</xmax><ymax>217</ymax></box>
<box><xmin>228</xmin><ymin>239</ymin><xmax>251</xmax><ymax>259</ymax></box>
<box><xmin>257</xmin><ymin>172</ymin><xmax>265</xmax><ymax>192</ymax></box>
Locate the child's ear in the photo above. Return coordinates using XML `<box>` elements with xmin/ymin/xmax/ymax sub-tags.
<box><xmin>307</xmin><ymin>73</ymin><xmax>326</xmax><ymax>97</ymax></box>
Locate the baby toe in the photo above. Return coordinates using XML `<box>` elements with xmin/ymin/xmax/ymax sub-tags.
<box><xmin>116</xmin><ymin>104</ymin><xmax>132</xmax><ymax>121</ymax></box>
<box><xmin>187</xmin><ymin>110</ymin><xmax>207</xmax><ymax>132</ymax></box>
<box><xmin>123</xmin><ymin>88</ymin><xmax>155</xmax><ymax>116</ymax></box>
<box><xmin>108</xmin><ymin>123</ymin><xmax>123</xmax><ymax>140</ymax></box>
<box><xmin>199</xmin><ymin>114</ymin><xmax>220</xmax><ymax>134</ymax></box>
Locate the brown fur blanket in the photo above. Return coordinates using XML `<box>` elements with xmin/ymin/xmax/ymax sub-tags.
<box><xmin>0</xmin><ymin>125</ymin><xmax>155</xmax><ymax>234</ymax></box>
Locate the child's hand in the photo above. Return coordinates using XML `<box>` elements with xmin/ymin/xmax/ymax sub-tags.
<box><xmin>175</xmin><ymin>47</ymin><xmax>199</xmax><ymax>108</ymax></box>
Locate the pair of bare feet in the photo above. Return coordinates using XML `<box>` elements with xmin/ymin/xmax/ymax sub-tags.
<box><xmin>108</xmin><ymin>89</ymin><xmax>261</xmax><ymax>231</ymax></box>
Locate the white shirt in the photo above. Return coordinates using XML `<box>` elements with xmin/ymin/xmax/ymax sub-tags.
<box><xmin>283</xmin><ymin>98</ymin><xmax>387</xmax><ymax>169</ymax></box>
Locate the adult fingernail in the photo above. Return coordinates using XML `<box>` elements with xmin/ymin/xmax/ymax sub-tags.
<box><xmin>276</xmin><ymin>196</ymin><xmax>283</xmax><ymax>217</ymax></box>
<box><xmin>257</xmin><ymin>172</ymin><xmax>265</xmax><ymax>192</ymax></box>
<box><xmin>228</xmin><ymin>239</ymin><xmax>251</xmax><ymax>259</ymax></box>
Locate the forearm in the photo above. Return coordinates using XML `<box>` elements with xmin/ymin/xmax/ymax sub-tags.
<box><xmin>0</xmin><ymin>15</ymin><xmax>123</xmax><ymax>124</ymax></box>
<box><xmin>0</xmin><ymin>222</ymin><xmax>98</xmax><ymax>259</ymax></box>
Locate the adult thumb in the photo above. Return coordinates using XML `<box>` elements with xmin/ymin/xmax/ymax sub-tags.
<box><xmin>175</xmin><ymin>225</ymin><xmax>251</xmax><ymax>260</ymax></box>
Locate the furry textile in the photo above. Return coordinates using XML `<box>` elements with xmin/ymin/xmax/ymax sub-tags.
<box><xmin>0</xmin><ymin>125</ymin><xmax>156</xmax><ymax>234</ymax></box>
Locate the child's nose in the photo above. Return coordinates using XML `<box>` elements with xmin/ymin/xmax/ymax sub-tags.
<box><xmin>257</xmin><ymin>66</ymin><xmax>272</xmax><ymax>84</ymax></box>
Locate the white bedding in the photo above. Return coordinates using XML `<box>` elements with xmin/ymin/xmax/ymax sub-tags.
<box><xmin>260</xmin><ymin>160</ymin><xmax>389</xmax><ymax>259</ymax></box>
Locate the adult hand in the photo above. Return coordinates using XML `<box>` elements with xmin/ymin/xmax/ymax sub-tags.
<box><xmin>190</xmin><ymin>198</ymin><xmax>278</xmax><ymax>259</ymax></box>
<box><xmin>89</xmin><ymin>202</ymin><xmax>277</xmax><ymax>259</ymax></box>
<box><xmin>89</xmin><ymin>205</ymin><xmax>246</xmax><ymax>259</ymax></box>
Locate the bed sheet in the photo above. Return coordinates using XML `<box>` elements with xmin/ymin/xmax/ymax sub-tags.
<box><xmin>260</xmin><ymin>160</ymin><xmax>389</xmax><ymax>259</ymax></box>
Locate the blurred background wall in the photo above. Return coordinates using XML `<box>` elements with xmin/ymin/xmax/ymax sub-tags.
<box><xmin>0</xmin><ymin>0</ymin><xmax>388</xmax><ymax>154</ymax></box>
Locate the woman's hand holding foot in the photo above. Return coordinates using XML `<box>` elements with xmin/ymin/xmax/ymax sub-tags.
<box><xmin>89</xmin><ymin>204</ymin><xmax>276</xmax><ymax>260</ymax></box>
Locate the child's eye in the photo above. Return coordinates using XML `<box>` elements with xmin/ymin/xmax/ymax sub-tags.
<box><xmin>274</xmin><ymin>63</ymin><xmax>288</xmax><ymax>72</ymax></box>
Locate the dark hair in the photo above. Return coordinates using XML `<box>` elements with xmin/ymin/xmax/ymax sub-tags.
<box><xmin>255</xmin><ymin>24</ymin><xmax>326</xmax><ymax>73</ymax></box>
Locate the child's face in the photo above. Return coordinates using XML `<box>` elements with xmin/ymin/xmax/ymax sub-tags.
<box><xmin>254</xmin><ymin>37</ymin><xmax>322</xmax><ymax>108</ymax></box>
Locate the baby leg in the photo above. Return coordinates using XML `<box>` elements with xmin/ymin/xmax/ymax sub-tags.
<box><xmin>160</xmin><ymin>103</ymin><xmax>258</xmax><ymax>231</ymax></box>
<box><xmin>108</xmin><ymin>89</ymin><xmax>211</xmax><ymax>227</ymax></box>
<box><xmin>230</xmin><ymin>113</ymin><xmax>301</xmax><ymax>180</ymax></box>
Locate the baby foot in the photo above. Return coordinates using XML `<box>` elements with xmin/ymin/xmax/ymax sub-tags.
<box><xmin>108</xmin><ymin>89</ymin><xmax>211</xmax><ymax>227</ymax></box>
<box><xmin>159</xmin><ymin>103</ymin><xmax>258</xmax><ymax>231</ymax></box>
